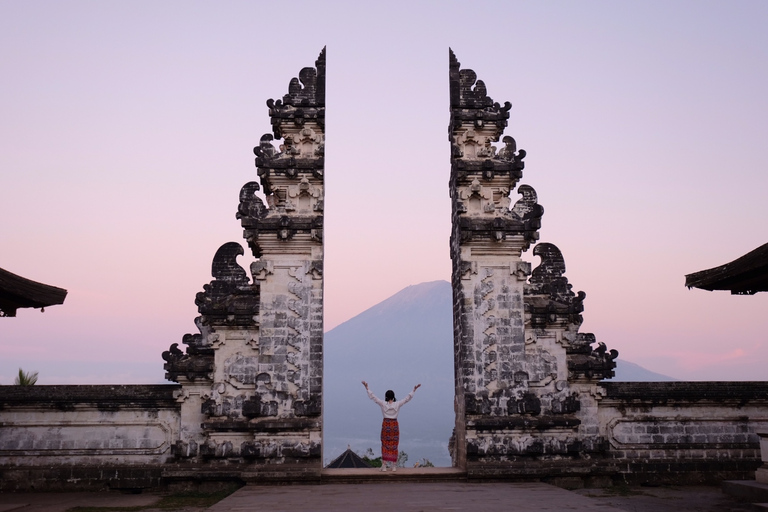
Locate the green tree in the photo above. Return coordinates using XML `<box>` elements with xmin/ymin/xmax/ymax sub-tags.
<box><xmin>14</xmin><ymin>368</ymin><xmax>38</xmax><ymax>386</ymax></box>
<box><xmin>361</xmin><ymin>447</ymin><xmax>382</xmax><ymax>467</ymax></box>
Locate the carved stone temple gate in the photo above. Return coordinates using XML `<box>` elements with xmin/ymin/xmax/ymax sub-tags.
<box><xmin>160</xmin><ymin>48</ymin><xmax>622</xmax><ymax>478</ymax></box>
<box><xmin>124</xmin><ymin>49</ymin><xmax>768</xmax><ymax>482</ymax></box>
<box><xmin>163</xmin><ymin>49</ymin><xmax>326</xmax><ymax>478</ymax></box>
<box><xmin>448</xmin><ymin>50</ymin><xmax>618</xmax><ymax>478</ymax></box>
<box><xmin>1</xmin><ymin>49</ymin><xmax>766</xmax><ymax>490</ymax></box>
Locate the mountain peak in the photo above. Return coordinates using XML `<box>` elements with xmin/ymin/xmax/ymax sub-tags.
<box><xmin>330</xmin><ymin>281</ymin><xmax>451</xmax><ymax>333</ymax></box>
<box><xmin>378</xmin><ymin>280</ymin><xmax>450</xmax><ymax>308</ymax></box>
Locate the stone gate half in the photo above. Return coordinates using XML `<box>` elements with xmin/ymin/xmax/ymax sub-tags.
<box><xmin>448</xmin><ymin>49</ymin><xmax>620</xmax><ymax>477</ymax></box>
<box><xmin>163</xmin><ymin>48</ymin><xmax>326</xmax><ymax>477</ymax></box>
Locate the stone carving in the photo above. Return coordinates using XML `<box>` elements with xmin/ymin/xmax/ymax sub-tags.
<box><xmin>237</xmin><ymin>182</ymin><xmax>268</xmax><ymax>223</ymax></box>
<box><xmin>163</xmin><ymin>315</ymin><xmax>216</xmax><ymax>383</ymax></box>
<box><xmin>266</xmin><ymin>47</ymin><xmax>325</xmax><ymax>140</ymax></box>
<box><xmin>568</xmin><ymin>338</ymin><xmax>619</xmax><ymax>380</ymax></box>
<box><xmin>194</xmin><ymin>242</ymin><xmax>259</xmax><ymax>326</ymax></box>
<box><xmin>162</xmin><ymin>342</ymin><xmax>214</xmax><ymax>382</ymax></box>
<box><xmin>254</xmin><ymin>134</ymin><xmax>279</xmax><ymax>163</ymax></box>
<box><xmin>510</xmin><ymin>185</ymin><xmax>542</xmax><ymax>222</ymax></box>
<box><xmin>524</xmin><ymin>242</ymin><xmax>618</xmax><ymax>379</ymax></box>
<box><xmin>450</xmin><ymin>50</ymin><xmax>617</xmax><ymax>473</ymax></box>
<box><xmin>164</xmin><ymin>49</ymin><xmax>325</xmax><ymax>472</ymax></box>
<box><xmin>527</xmin><ymin>243</ymin><xmax>583</xmax><ymax>316</ymax></box>
<box><xmin>497</xmin><ymin>136</ymin><xmax>526</xmax><ymax>163</ymax></box>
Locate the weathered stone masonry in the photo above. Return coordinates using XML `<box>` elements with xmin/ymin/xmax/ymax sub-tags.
<box><xmin>0</xmin><ymin>50</ymin><xmax>327</xmax><ymax>490</ymax></box>
<box><xmin>0</xmin><ymin>385</ymin><xmax>180</xmax><ymax>490</ymax></box>
<box><xmin>162</xmin><ymin>48</ymin><xmax>325</xmax><ymax>476</ymax></box>
<box><xmin>600</xmin><ymin>382</ymin><xmax>768</xmax><ymax>483</ymax></box>
<box><xmin>449</xmin><ymin>49</ymin><xmax>619</xmax><ymax>476</ymax></box>
<box><xmin>448</xmin><ymin>49</ymin><xmax>768</xmax><ymax>483</ymax></box>
<box><xmin>1</xmin><ymin>49</ymin><xmax>767</xmax><ymax>490</ymax></box>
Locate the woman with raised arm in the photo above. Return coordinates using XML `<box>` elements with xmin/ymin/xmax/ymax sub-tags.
<box><xmin>362</xmin><ymin>380</ymin><xmax>421</xmax><ymax>472</ymax></box>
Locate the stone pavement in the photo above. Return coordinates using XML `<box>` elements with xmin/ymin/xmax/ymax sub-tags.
<box><xmin>0</xmin><ymin>482</ymin><xmax>757</xmax><ymax>512</ymax></box>
<box><xmin>573</xmin><ymin>485</ymin><xmax>755</xmax><ymax>512</ymax></box>
<box><xmin>0</xmin><ymin>491</ymin><xmax>160</xmax><ymax>512</ymax></box>
<box><xmin>207</xmin><ymin>482</ymin><xmax>627</xmax><ymax>511</ymax></box>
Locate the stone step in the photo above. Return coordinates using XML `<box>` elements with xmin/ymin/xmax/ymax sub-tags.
<box><xmin>162</xmin><ymin>466</ymin><xmax>467</xmax><ymax>485</ymax></box>
<box><xmin>320</xmin><ymin>467</ymin><xmax>467</xmax><ymax>483</ymax></box>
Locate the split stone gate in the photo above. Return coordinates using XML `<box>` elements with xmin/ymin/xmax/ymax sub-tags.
<box><xmin>160</xmin><ymin>47</ymin><xmax>619</xmax><ymax>478</ymax></box>
<box><xmin>1</xmin><ymin>49</ymin><xmax>767</xmax><ymax>489</ymax></box>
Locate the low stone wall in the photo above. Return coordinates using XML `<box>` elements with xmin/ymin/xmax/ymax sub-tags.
<box><xmin>0</xmin><ymin>385</ymin><xmax>181</xmax><ymax>491</ymax></box>
<box><xmin>599</xmin><ymin>382</ymin><xmax>768</xmax><ymax>484</ymax></box>
<box><xmin>2</xmin><ymin>381</ymin><xmax>767</xmax><ymax>489</ymax></box>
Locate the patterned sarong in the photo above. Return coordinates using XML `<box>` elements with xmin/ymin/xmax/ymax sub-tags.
<box><xmin>380</xmin><ymin>418</ymin><xmax>399</xmax><ymax>462</ymax></box>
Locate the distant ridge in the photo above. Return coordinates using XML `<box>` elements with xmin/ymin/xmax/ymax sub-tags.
<box><xmin>613</xmin><ymin>360</ymin><xmax>676</xmax><ymax>382</ymax></box>
<box><xmin>323</xmin><ymin>280</ymin><xmax>675</xmax><ymax>466</ymax></box>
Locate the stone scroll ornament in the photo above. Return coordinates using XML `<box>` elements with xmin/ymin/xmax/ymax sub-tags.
<box><xmin>526</xmin><ymin>242</ymin><xmax>618</xmax><ymax>380</ymax></box>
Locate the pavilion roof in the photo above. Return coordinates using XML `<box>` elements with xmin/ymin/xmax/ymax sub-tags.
<box><xmin>0</xmin><ymin>267</ymin><xmax>68</xmax><ymax>317</ymax></box>
<box><xmin>325</xmin><ymin>447</ymin><xmax>373</xmax><ymax>469</ymax></box>
<box><xmin>685</xmin><ymin>243</ymin><xmax>768</xmax><ymax>295</ymax></box>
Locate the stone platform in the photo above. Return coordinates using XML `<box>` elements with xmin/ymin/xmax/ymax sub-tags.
<box><xmin>208</xmin><ymin>482</ymin><xmax>626</xmax><ymax>512</ymax></box>
<box><xmin>0</xmin><ymin>481</ymin><xmax>757</xmax><ymax>512</ymax></box>
<box><xmin>319</xmin><ymin>467</ymin><xmax>466</xmax><ymax>484</ymax></box>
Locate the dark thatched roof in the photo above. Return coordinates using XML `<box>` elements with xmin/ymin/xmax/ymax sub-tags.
<box><xmin>325</xmin><ymin>447</ymin><xmax>373</xmax><ymax>468</ymax></box>
<box><xmin>0</xmin><ymin>267</ymin><xmax>68</xmax><ymax>317</ymax></box>
<box><xmin>685</xmin><ymin>243</ymin><xmax>768</xmax><ymax>295</ymax></box>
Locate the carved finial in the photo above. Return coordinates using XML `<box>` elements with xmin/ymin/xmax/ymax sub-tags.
<box><xmin>280</xmin><ymin>47</ymin><xmax>326</xmax><ymax>108</ymax></box>
<box><xmin>449</xmin><ymin>48</ymin><xmax>461</xmax><ymax>108</ymax></box>
<box><xmin>448</xmin><ymin>50</ymin><xmax>511</xmax><ymax>143</ymax></box>
<box><xmin>237</xmin><ymin>181</ymin><xmax>268</xmax><ymax>222</ymax></box>
<box><xmin>195</xmin><ymin>242</ymin><xmax>258</xmax><ymax>326</ymax></box>
<box><xmin>211</xmin><ymin>242</ymin><xmax>248</xmax><ymax>284</ymax></box>
<box><xmin>315</xmin><ymin>46</ymin><xmax>326</xmax><ymax>104</ymax></box>
<box><xmin>511</xmin><ymin>185</ymin><xmax>542</xmax><ymax>221</ymax></box>
<box><xmin>448</xmin><ymin>50</ymin><xmax>494</xmax><ymax>109</ymax></box>
<box><xmin>162</xmin><ymin>342</ymin><xmax>183</xmax><ymax>362</ymax></box>
<box><xmin>531</xmin><ymin>243</ymin><xmax>566</xmax><ymax>282</ymax></box>
<box><xmin>254</xmin><ymin>134</ymin><xmax>278</xmax><ymax>161</ymax></box>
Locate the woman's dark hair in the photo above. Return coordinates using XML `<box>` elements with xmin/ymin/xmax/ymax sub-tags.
<box><xmin>385</xmin><ymin>390</ymin><xmax>395</xmax><ymax>402</ymax></box>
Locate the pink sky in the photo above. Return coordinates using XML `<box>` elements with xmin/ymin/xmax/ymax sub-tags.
<box><xmin>2</xmin><ymin>1</ymin><xmax>767</xmax><ymax>384</ymax></box>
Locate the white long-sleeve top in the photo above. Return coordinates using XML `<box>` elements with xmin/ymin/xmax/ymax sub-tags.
<box><xmin>367</xmin><ymin>388</ymin><xmax>415</xmax><ymax>419</ymax></box>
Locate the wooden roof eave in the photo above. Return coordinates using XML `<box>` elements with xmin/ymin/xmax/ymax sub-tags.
<box><xmin>685</xmin><ymin>243</ymin><xmax>768</xmax><ymax>294</ymax></box>
<box><xmin>0</xmin><ymin>267</ymin><xmax>68</xmax><ymax>317</ymax></box>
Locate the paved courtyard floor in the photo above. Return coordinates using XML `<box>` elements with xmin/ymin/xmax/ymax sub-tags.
<box><xmin>572</xmin><ymin>484</ymin><xmax>755</xmax><ymax>512</ymax></box>
<box><xmin>208</xmin><ymin>482</ymin><xmax>624</xmax><ymax>511</ymax></box>
<box><xmin>0</xmin><ymin>482</ymin><xmax>757</xmax><ymax>511</ymax></box>
<box><xmin>0</xmin><ymin>491</ymin><xmax>161</xmax><ymax>512</ymax></box>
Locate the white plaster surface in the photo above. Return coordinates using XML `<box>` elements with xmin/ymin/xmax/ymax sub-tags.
<box><xmin>0</xmin><ymin>407</ymin><xmax>179</xmax><ymax>465</ymax></box>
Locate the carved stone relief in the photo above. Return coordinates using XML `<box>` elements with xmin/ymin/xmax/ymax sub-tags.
<box><xmin>449</xmin><ymin>49</ymin><xmax>617</xmax><ymax>471</ymax></box>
